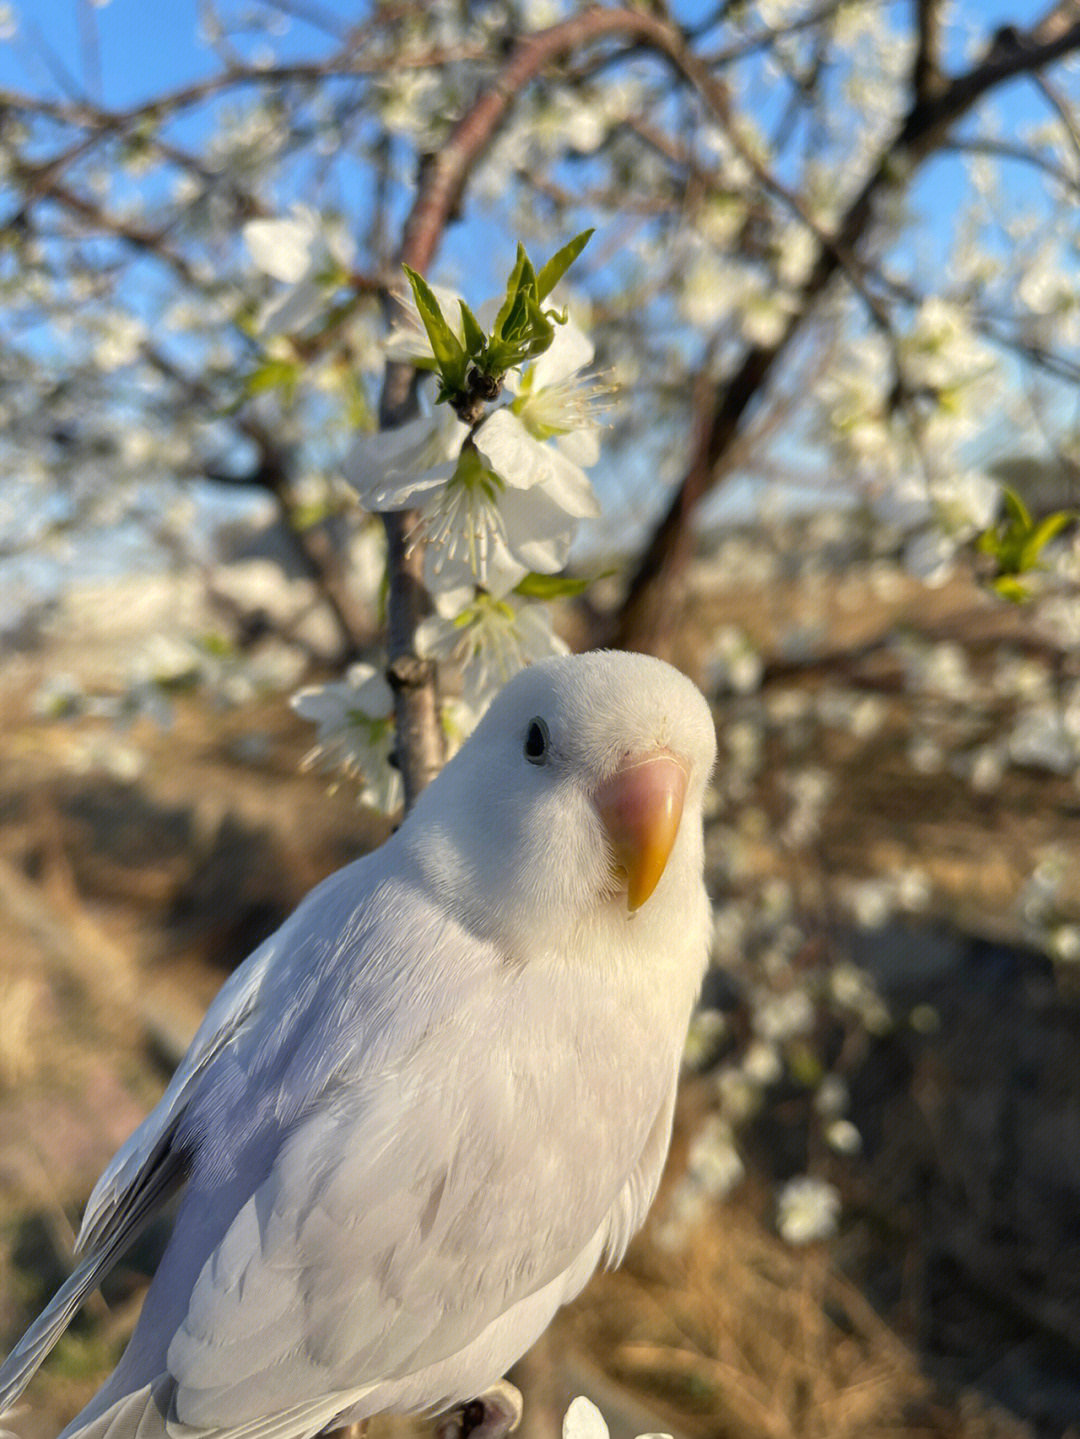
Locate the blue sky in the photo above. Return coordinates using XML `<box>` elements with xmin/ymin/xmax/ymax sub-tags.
<box><xmin>0</xmin><ymin>0</ymin><xmax>1072</xmax><ymax>586</ymax></box>
<box><xmin>1</xmin><ymin>0</ymin><xmax>1057</xmax><ymax>298</ymax></box>
<box><xmin>0</xmin><ymin>0</ymin><xmax>1052</xmax><ymax>114</ymax></box>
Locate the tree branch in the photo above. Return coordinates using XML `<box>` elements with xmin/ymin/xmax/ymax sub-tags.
<box><xmin>372</xmin><ymin>4</ymin><xmax>727</xmax><ymax>808</ymax></box>
<box><xmin>913</xmin><ymin>0</ymin><xmax>946</xmax><ymax>103</ymax></box>
<box><xmin>612</xmin><ymin>0</ymin><xmax>1080</xmax><ymax>652</ymax></box>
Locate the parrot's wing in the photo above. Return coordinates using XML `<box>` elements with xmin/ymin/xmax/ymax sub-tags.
<box><xmin>76</xmin><ymin>934</ymin><xmax>279</xmax><ymax>1257</ymax></box>
<box><xmin>0</xmin><ymin>939</ymin><xmax>279</xmax><ymax>1419</ymax></box>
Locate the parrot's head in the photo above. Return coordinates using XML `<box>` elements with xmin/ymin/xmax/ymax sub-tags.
<box><xmin>402</xmin><ymin>650</ymin><xmax>716</xmax><ymax>961</ymax></box>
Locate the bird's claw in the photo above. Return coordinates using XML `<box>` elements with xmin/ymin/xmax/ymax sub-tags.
<box><xmin>434</xmin><ymin>1381</ymin><xmax>523</xmax><ymax>1439</ymax></box>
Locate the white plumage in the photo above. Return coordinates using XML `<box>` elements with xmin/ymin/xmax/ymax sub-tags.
<box><xmin>0</xmin><ymin>650</ymin><xmax>716</xmax><ymax>1439</ymax></box>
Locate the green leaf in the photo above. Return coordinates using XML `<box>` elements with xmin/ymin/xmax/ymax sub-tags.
<box><xmin>458</xmin><ymin>301</ymin><xmax>487</xmax><ymax>363</ymax></box>
<box><xmin>990</xmin><ymin>574</ymin><xmax>1032</xmax><ymax>603</ymax></box>
<box><xmin>516</xmin><ymin>294</ymin><xmax>557</xmax><ymax>355</ymax></box>
<box><xmin>402</xmin><ymin>264</ymin><xmax>468</xmax><ymax>391</ymax></box>
<box><xmin>243</xmin><ymin>357</ymin><xmax>300</xmax><ymax>401</ymax></box>
<box><xmin>501</xmin><ymin>289</ymin><xmax>533</xmax><ymax>345</ymax></box>
<box><xmin>977</xmin><ymin>486</ymin><xmax>1075</xmax><ymax>585</ymax></box>
<box><xmin>291</xmin><ymin>498</ymin><xmax>334</xmax><ymax>531</ymax></box>
<box><xmin>199</xmin><ymin>631</ymin><xmax>237</xmax><ymax>659</ymax></box>
<box><xmin>513</xmin><ymin>572</ymin><xmax>592</xmax><ymax>600</ymax></box>
<box><xmin>1001</xmin><ymin>485</ymin><xmax>1032</xmax><ymax>532</ymax></box>
<box><xmin>485</xmin><ymin>294</ymin><xmax>558</xmax><ymax>374</ymax></box>
<box><xmin>492</xmin><ymin>243</ymin><xmax>530</xmax><ymax>341</ymax></box>
<box><xmin>535</xmin><ymin>228</ymin><xmax>594</xmax><ymax>302</ymax></box>
<box><xmin>1023</xmin><ymin>509</ymin><xmax>1074</xmax><ymax>566</ymax></box>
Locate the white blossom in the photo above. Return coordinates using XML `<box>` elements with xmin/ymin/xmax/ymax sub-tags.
<box><xmin>416</xmin><ymin>591</ymin><xmax>568</xmax><ymax>713</ymax></box>
<box><xmin>826</xmin><ymin>1119</ymin><xmax>863</xmax><ymax>1155</ymax></box>
<box><xmin>896</xmin><ymin>865</ymin><xmax>932</xmax><ymax>911</ymax></box>
<box><xmin>839</xmin><ymin>876</ymin><xmax>894</xmax><ymax>929</ymax></box>
<box><xmin>562</xmin><ymin>1397</ymin><xmax>672</xmax><ymax>1439</ymax></box>
<box><xmin>1018</xmin><ymin>850</ymin><xmax>1067</xmax><ymax>927</ymax></box>
<box><xmin>738</xmin><ymin>274</ymin><xmax>798</xmax><ymax>347</ymax></box>
<box><xmin>830</xmin><ymin>961</ymin><xmax>891</xmax><ymax>1032</ymax></box>
<box><xmin>350</xmin><ymin>315</ymin><xmax>603</xmax><ymax>594</ymax></box>
<box><xmin>94</xmin><ymin>311</ymin><xmax>146</xmax><ymax>370</ymax></box>
<box><xmin>968</xmin><ymin>743</ymin><xmax>1006</xmax><ymax>793</ymax></box>
<box><xmin>703</xmin><ymin>625</ymin><xmax>764</xmax><ymax>696</ymax></box>
<box><xmin>419</xmin><ymin>435</ymin><xmax>594</xmax><ymax>597</ymax></box>
<box><xmin>903</xmin><ymin>528</ymin><xmax>958</xmax><ymax>586</ymax></box>
<box><xmin>505</xmin><ymin>318</ymin><xmax>607</xmax><ymax>463</ymax></box>
<box><xmin>686</xmin><ymin>1114</ymin><xmax>745</xmax><ymax>1200</ymax></box>
<box><xmin>1050</xmin><ymin>924</ymin><xmax>1080</xmax><ymax>962</ymax></box>
<box><xmin>1008</xmin><ymin>705</ymin><xmax>1077</xmax><ymax>774</ymax></box>
<box><xmin>1036</xmin><ymin>595</ymin><xmax>1080</xmax><ymax>649</ymax></box>
<box><xmin>909</xmin><ymin>734</ymin><xmax>945</xmax><ymax>774</ymax></box>
<box><xmin>928</xmin><ymin>468</ymin><xmax>999</xmax><ymax>538</ymax></box>
<box><xmin>344</xmin><ymin>410</ymin><xmax>470</xmax><ymax>511</ymax></box>
<box><xmin>716</xmin><ymin>1064</ymin><xmax>763</xmax><ymax>1123</ymax></box>
<box><xmin>781</xmin><ymin>766</ymin><xmax>833</xmax><ymax>847</ymax></box>
<box><xmin>993</xmin><ymin>651</ymin><xmax>1053</xmax><ymax>702</ymax></box>
<box><xmin>754</xmin><ymin>988</ymin><xmax>815</xmax><ymax>1044</ymax></box>
<box><xmin>32</xmin><ymin>672</ymin><xmax>83</xmax><ymax>719</ymax></box>
<box><xmin>467</xmin><ymin>320</ymin><xmax>607</xmax><ymax>561</ymax></box>
<box><xmin>814</xmin><ymin>1074</ymin><xmax>850</xmax><ymax>1120</ymax></box>
<box><xmin>291</xmin><ymin>662</ymin><xmax>401</xmax><ymax>813</ymax></box>
<box><xmin>901</xmin><ymin>297</ymin><xmax>996</xmax><ymax>394</ymax></box>
<box><xmin>743</xmin><ymin>1039</ymin><xmax>783</xmax><ymax>1086</ymax></box>
<box><xmin>777</xmin><ymin>1175</ymin><xmax>841</xmax><ymax>1245</ymax></box>
<box><xmin>679</xmin><ymin>250</ymin><xmax>739</xmax><ymax>328</ymax></box>
<box><xmin>243</xmin><ymin>203</ymin><xmax>355</xmax><ymax>336</ymax></box>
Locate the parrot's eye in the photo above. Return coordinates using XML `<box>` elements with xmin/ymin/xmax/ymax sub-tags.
<box><xmin>523</xmin><ymin>717</ymin><xmax>550</xmax><ymax>765</ymax></box>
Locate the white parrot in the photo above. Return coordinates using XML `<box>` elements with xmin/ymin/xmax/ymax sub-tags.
<box><xmin>0</xmin><ymin>650</ymin><xmax>716</xmax><ymax>1439</ymax></box>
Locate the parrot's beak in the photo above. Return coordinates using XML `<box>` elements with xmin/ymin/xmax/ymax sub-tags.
<box><xmin>594</xmin><ymin>750</ymin><xmax>689</xmax><ymax>912</ymax></box>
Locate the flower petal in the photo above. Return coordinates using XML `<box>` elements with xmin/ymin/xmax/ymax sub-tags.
<box><xmin>431</xmin><ymin>581</ymin><xmax>478</xmax><ymax>620</ymax></box>
<box><xmin>423</xmin><ymin>529</ymin><xmax>526</xmax><ymax>598</ymax></box>
<box><xmin>498</xmin><ymin>484</ymin><xmax>578</xmax><ymax>575</ymax></box>
<box><xmin>257</xmin><ymin>280</ymin><xmax>325</xmax><ymax>337</ymax></box>
<box><xmin>474</xmin><ymin>411</ymin><xmax>600</xmax><ymax>517</ymax></box>
<box><xmin>344</xmin><ymin>412</ymin><xmax>469</xmax><ymax>509</ymax></box>
<box><xmin>556</xmin><ymin>425</ymin><xmax>600</xmax><ymax>468</ymax></box>
<box><xmin>563</xmin><ymin>1398</ymin><xmax>609</xmax><ymax>1439</ymax></box>
<box><xmin>531</xmin><ymin>441</ymin><xmax>602</xmax><ymax>519</ymax></box>
<box><xmin>473</xmin><ymin>409</ymin><xmax>546</xmax><ymax>490</ymax></box>
<box><xmin>344</xmin><ymin>662</ymin><xmax>394</xmax><ymax>717</ymax></box>
<box><xmin>528</xmin><ymin>317</ymin><xmax>594</xmax><ymax>391</ymax></box>
<box><xmin>244</xmin><ymin>205</ymin><xmax>319</xmax><ymax>284</ymax></box>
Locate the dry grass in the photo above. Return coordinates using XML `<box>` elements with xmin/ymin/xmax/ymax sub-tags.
<box><xmin>563</xmin><ymin>1196</ymin><xmax>1026</xmax><ymax>1439</ymax></box>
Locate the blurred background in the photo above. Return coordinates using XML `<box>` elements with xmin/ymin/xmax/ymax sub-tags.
<box><xmin>3</xmin><ymin>3</ymin><xmax>1080</xmax><ymax>1438</ymax></box>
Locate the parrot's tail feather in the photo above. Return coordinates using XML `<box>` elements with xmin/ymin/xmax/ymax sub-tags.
<box><xmin>59</xmin><ymin>1375</ymin><xmax>175</xmax><ymax>1439</ymax></box>
<box><xmin>0</xmin><ymin>1247</ymin><xmax>117</xmax><ymax>1418</ymax></box>
<box><xmin>0</xmin><ymin>1148</ymin><xmax>186</xmax><ymax>1419</ymax></box>
<box><xmin>62</xmin><ymin>1378</ymin><xmax>368</xmax><ymax>1439</ymax></box>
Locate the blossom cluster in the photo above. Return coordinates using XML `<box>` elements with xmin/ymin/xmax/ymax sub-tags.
<box><xmin>248</xmin><ymin>216</ymin><xmax>608</xmax><ymax>808</ymax></box>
